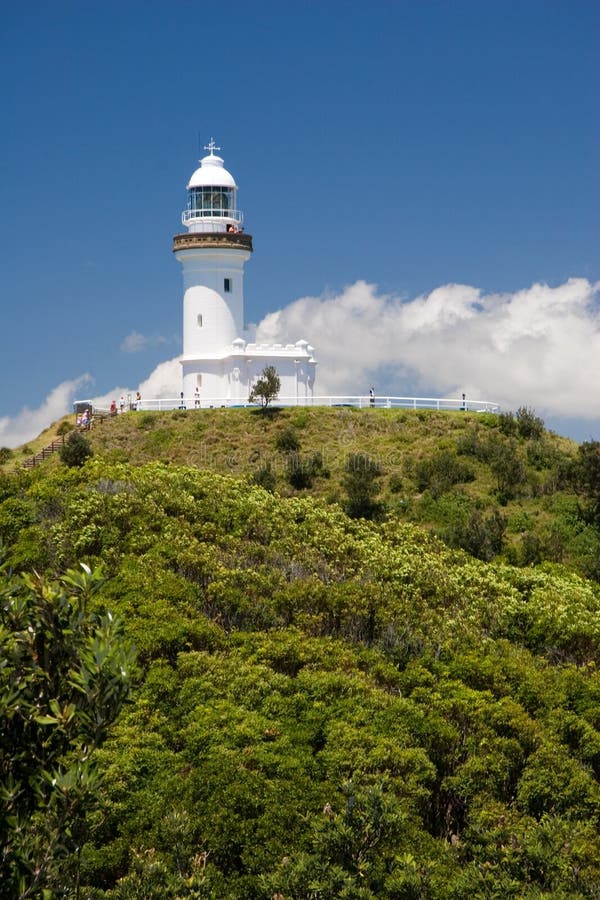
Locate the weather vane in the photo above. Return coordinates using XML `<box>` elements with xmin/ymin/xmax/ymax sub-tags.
<box><xmin>204</xmin><ymin>137</ymin><xmax>221</xmax><ymax>155</ymax></box>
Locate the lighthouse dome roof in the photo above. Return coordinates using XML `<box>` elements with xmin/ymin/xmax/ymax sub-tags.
<box><xmin>187</xmin><ymin>149</ymin><xmax>237</xmax><ymax>190</ymax></box>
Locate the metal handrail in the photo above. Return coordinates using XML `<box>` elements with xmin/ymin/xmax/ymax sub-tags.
<box><xmin>182</xmin><ymin>208</ymin><xmax>243</xmax><ymax>224</ymax></box>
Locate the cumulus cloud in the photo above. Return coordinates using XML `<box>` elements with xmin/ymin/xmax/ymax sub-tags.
<box><xmin>0</xmin><ymin>375</ymin><xmax>93</xmax><ymax>449</ymax></box>
<box><xmin>0</xmin><ymin>357</ymin><xmax>182</xmax><ymax>449</ymax></box>
<box><xmin>120</xmin><ymin>331</ymin><xmax>168</xmax><ymax>353</ymax></box>
<box><xmin>136</xmin><ymin>356</ymin><xmax>181</xmax><ymax>398</ymax></box>
<box><xmin>88</xmin><ymin>357</ymin><xmax>182</xmax><ymax>411</ymax></box>
<box><xmin>2</xmin><ymin>279</ymin><xmax>599</xmax><ymax>449</ymax></box>
<box><xmin>256</xmin><ymin>278</ymin><xmax>600</xmax><ymax>419</ymax></box>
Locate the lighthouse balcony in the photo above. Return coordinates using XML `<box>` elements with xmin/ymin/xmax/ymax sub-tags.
<box><xmin>182</xmin><ymin>208</ymin><xmax>243</xmax><ymax>227</ymax></box>
<box><xmin>173</xmin><ymin>231</ymin><xmax>253</xmax><ymax>252</ymax></box>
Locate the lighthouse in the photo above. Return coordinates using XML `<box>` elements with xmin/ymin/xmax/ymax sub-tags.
<box><xmin>173</xmin><ymin>140</ymin><xmax>316</xmax><ymax>404</ymax></box>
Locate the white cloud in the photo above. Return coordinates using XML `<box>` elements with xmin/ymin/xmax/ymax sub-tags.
<box><xmin>2</xmin><ymin>279</ymin><xmax>599</xmax><ymax>449</ymax></box>
<box><xmin>120</xmin><ymin>331</ymin><xmax>168</xmax><ymax>353</ymax></box>
<box><xmin>0</xmin><ymin>375</ymin><xmax>93</xmax><ymax>449</ymax></box>
<box><xmin>0</xmin><ymin>357</ymin><xmax>182</xmax><ymax>449</ymax></box>
<box><xmin>136</xmin><ymin>356</ymin><xmax>181</xmax><ymax>399</ymax></box>
<box><xmin>88</xmin><ymin>356</ymin><xmax>182</xmax><ymax>411</ymax></box>
<box><xmin>256</xmin><ymin>277</ymin><xmax>600</xmax><ymax>419</ymax></box>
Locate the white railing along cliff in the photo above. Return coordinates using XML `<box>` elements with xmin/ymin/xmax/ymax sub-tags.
<box><xmin>83</xmin><ymin>395</ymin><xmax>501</xmax><ymax>415</ymax></box>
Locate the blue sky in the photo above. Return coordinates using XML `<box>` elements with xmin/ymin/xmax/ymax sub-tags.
<box><xmin>1</xmin><ymin>0</ymin><xmax>598</xmax><ymax>445</ymax></box>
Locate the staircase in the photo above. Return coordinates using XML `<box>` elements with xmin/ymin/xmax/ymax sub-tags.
<box><xmin>22</xmin><ymin>434</ymin><xmax>71</xmax><ymax>469</ymax></box>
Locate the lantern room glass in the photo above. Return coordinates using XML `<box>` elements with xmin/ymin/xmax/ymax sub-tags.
<box><xmin>188</xmin><ymin>187</ymin><xmax>234</xmax><ymax>217</ymax></box>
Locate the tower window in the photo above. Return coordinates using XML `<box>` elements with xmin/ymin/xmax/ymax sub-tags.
<box><xmin>197</xmin><ymin>314</ymin><xmax>203</xmax><ymax>327</ymax></box>
<box><xmin>224</xmin><ymin>278</ymin><xmax>231</xmax><ymax>293</ymax></box>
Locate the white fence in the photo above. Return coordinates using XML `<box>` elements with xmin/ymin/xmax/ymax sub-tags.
<box><xmin>84</xmin><ymin>395</ymin><xmax>501</xmax><ymax>415</ymax></box>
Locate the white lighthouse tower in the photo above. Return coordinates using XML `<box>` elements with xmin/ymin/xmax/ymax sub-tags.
<box><xmin>173</xmin><ymin>140</ymin><xmax>316</xmax><ymax>404</ymax></box>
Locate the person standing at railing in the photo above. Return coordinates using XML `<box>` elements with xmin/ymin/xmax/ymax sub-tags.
<box><xmin>369</xmin><ymin>387</ymin><xmax>375</xmax><ymax>407</ymax></box>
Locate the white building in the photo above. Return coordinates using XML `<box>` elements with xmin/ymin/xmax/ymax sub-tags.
<box><xmin>173</xmin><ymin>140</ymin><xmax>316</xmax><ymax>404</ymax></box>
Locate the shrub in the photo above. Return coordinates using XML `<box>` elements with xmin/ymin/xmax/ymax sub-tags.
<box><xmin>498</xmin><ymin>412</ymin><xmax>518</xmax><ymax>436</ymax></box>
<box><xmin>520</xmin><ymin>531</ymin><xmax>543</xmax><ymax>566</ymax></box>
<box><xmin>287</xmin><ymin>451</ymin><xmax>329</xmax><ymax>490</ymax></box>
<box><xmin>0</xmin><ymin>563</ymin><xmax>133</xmax><ymax>897</ymax></box>
<box><xmin>490</xmin><ymin>439</ymin><xmax>526</xmax><ymax>503</ymax></box>
<box><xmin>252</xmin><ymin>462</ymin><xmax>276</xmax><ymax>493</ymax></box>
<box><xmin>516</xmin><ymin>406</ymin><xmax>545</xmax><ymax>440</ymax></box>
<box><xmin>415</xmin><ymin>450</ymin><xmax>475</xmax><ymax>498</ymax></box>
<box><xmin>56</xmin><ymin>421</ymin><xmax>72</xmax><ymax>436</ymax></box>
<box><xmin>443</xmin><ymin>507</ymin><xmax>506</xmax><ymax>561</ymax></box>
<box><xmin>276</xmin><ymin>426</ymin><xmax>301</xmax><ymax>453</ymax></box>
<box><xmin>342</xmin><ymin>452</ymin><xmax>383</xmax><ymax>519</ymax></box>
<box><xmin>526</xmin><ymin>438</ymin><xmax>560</xmax><ymax>471</ymax></box>
<box><xmin>60</xmin><ymin>431</ymin><xmax>93</xmax><ymax>468</ymax></box>
<box><xmin>0</xmin><ymin>447</ymin><xmax>13</xmax><ymax>464</ymax></box>
<box><xmin>388</xmin><ymin>473</ymin><xmax>403</xmax><ymax>493</ymax></box>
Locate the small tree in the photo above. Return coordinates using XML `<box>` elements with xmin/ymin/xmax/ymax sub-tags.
<box><xmin>515</xmin><ymin>406</ymin><xmax>545</xmax><ymax>440</ymax></box>
<box><xmin>0</xmin><ymin>561</ymin><xmax>133</xmax><ymax>898</ymax></box>
<box><xmin>342</xmin><ymin>452</ymin><xmax>383</xmax><ymax>519</ymax></box>
<box><xmin>249</xmin><ymin>365</ymin><xmax>281</xmax><ymax>409</ymax></box>
<box><xmin>60</xmin><ymin>431</ymin><xmax>93</xmax><ymax>468</ymax></box>
<box><xmin>574</xmin><ymin>440</ymin><xmax>600</xmax><ymax>524</ymax></box>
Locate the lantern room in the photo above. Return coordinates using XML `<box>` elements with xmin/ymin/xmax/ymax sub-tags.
<box><xmin>181</xmin><ymin>139</ymin><xmax>244</xmax><ymax>234</ymax></box>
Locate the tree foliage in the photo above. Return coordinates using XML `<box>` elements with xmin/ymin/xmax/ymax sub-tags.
<box><xmin>60</xmin><ymin>431</ymin><xmax>93</xmax><ymax>468</ymax></box>
<box><xmin>574</xmin><ymin>440</ymin><xmax>600</xmax><ymax>524</ymax></box>
<box><xmin>342</xmin><ymin>452</ymin><xmax>383</xmax><ymax>519</ymax></box>
<box><xmin>1</xmin><ymin>415</ymin><xmax>600</xmax><ymax>896</ymax></box>
<box><xmin>249</xmin><ymin>365</ymin><xmax>281</xmax><ymax>408</ymax></box>
<box><xmin>0</xmin><ymin>559</ymin><xmax>133</xmax><ymax>898</ymax></box>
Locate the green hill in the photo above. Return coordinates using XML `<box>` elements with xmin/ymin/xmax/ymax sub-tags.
<box><xmin>5</xmin><ymin>405</ymin><xmax>598</xmax><ymax>579</ymax></box>
<box><xmin>2</xmin><ymin>409</ymin><xmax>600</xmax><ymax>897</ymax></box>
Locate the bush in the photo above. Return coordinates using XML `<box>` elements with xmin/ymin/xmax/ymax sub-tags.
<box><xmin>490</xmin><ymin>438</ymin><xmax>527</xmax><ymax>503</ymax></box>
<box><xmin>287</xmin><ymin>451</ymin><xmax>329</xmax><ymax>490</ymax></box>
<box><xmin>252</xmin><ymin>462</ymin><xmax>276</xmax><ymax>493</ymax></box>
<box><xmin>388</xmin><ymin>473</ymin><xmax>403</xmax><ymax>493</ymax></box>
<box><xmin>342</xmin><ymin>452</ymin><xmax>383</xmax><ymax>519</ymax></box>
<box><xmin>516</xmin><ymin>406</ymin><xmax>545</xmax><ymax>440</ymax></box>
<box><xmin>276</xmin><ymin>426</ymin><xmax>301</xmax><ymax>453</ymax></box>
<box><xmin>60</xmin><ymin>431</ymin><xmax>93</xmax><ymax>468</ymax></box>
<box><xmin>498</xmin><ymin>412</ymin><xmax>518</xmax><ymax>436</ymax></box>
<box><xmin>520</xmin><ymin>531</ymin><xmax>543</xmax><ymax>566</ymax></box>
<box><xmin>0</xmin><ymin>563</ymin><xmax>133</xmax><ymax>897</ymax></box>
<box><xmin>0</xmin><ymin>447</ymin><xmax>13</xmax><ymax>464</ymax></box>
<box><xmin>443</xmin><ymin>507</ymin><xmax>506</xmax><ymax>561</ymax></box>
<box><xmin>415</xmin><ymin>450</ymin><xmax>475</xmax><ymax>498</ymax></box>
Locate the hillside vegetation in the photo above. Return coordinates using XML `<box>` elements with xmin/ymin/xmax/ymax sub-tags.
<box><xmin>2</xmin><ymin>406</ymin><xmax>600</xmax><ymax>896</ymax></box>
<box><xmin>4</xmin><ymin>405</ymin><xmax>598</xmax><ymax>580</ymax></box>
